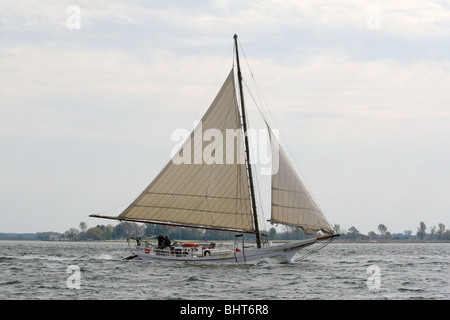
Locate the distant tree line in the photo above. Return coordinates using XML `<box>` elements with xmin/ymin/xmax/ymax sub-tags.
<box><xmin>35</xmin><ymin>222</ymin><xmax>310</xmax><ymax>241</ymax></box>
<box><xmin>0</xmin><ymin>233</ymin><xmax>37</xmax><ymax>240</ymax></box>
<box><xmin>332</xmin><ymin>222</ymin><xmax>450</xmax><ymax>241</ymax></box>
<box><xmin>30</xmin><ymin>220</ymin><xmax>450</xmax><ymax>242</ymax></box>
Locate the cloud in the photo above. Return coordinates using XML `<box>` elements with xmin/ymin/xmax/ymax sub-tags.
<box><xmin>1</xmin><ymin>1</ymin><xmax>449</xmax><ymax>233</ymax></box>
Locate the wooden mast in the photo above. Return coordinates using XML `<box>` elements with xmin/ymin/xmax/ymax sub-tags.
<box><xmin>233</xmin><ymin>34</ymin><xmax>262</xmax><ymax>248</ymax></box>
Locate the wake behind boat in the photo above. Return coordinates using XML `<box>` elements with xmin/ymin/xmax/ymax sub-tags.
<box><xmin>90</xmin><ymin>35</ymin><xmax>339</xmax><ymax>263</ymax></box>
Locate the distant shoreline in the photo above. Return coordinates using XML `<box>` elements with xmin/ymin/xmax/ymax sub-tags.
<box><xmin>333</xmin><ymin>239</ymin><xmax>450</xmax><ymax>243</ymax></box>
<box><xmin>1</xmin><ymin>235</ymin><xmax>449</xmax><ymax>244</ymax></box>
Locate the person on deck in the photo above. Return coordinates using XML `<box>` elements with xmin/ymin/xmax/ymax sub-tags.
<box><xmin>164</xmin><ymin>236</ymin><xmax>171</xmax><ymax>248</ymax></box>
<box><xmin>157</xmin><ymin>235</ymin><xmax>164</xmax><ymax>248</ymax></box>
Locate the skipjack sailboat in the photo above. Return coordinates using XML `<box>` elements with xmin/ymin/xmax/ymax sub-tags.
<box><xmin>90</xmin><ymin>35</ymin><xmax>339</xmax><ymax>262</ymax></box>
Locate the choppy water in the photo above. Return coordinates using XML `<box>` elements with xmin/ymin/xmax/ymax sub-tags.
<box><xmin>0</xmin><ymin>241</ymin><xmax>448</xmax><ymax>300</ymax></box>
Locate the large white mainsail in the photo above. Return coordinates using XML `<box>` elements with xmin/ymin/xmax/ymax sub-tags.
<box><xmin>117</xmin><ymin>69</ymin><xmax>255</xmax><ymax>233</ymax></box>
<box><xmin>268</xmin><ymin>126</ymin><xmax>334</xmax><ymax>235</ymax></box>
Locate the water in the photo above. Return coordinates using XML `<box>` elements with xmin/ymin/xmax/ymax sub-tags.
<box><xmin>0</xmin><ymin>241</ymin><xmax>448</xmax><ymax>300</ymax></box>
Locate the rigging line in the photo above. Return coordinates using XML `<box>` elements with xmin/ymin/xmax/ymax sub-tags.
<box><xmin>239</xmin><ymin>41</ymin><xmax>323</xmax><ymax>214</ymax></box>
<box><xmin>97</xmin><ymin>196</ymin><xmax>140</xmax><ymax>216</ymax></box>
<box><xmin>242</xmin><ymin>79</ymin><xmax>269</xmax><ymax>126</ymax></box>
<box><xmin>237</xmin><ymin>41</ymin><xmax>297</xmax><ymax>166</ymax></box>
<box><xmin>292</xmin><ymin>236</ymin><xmax>337</xmax><ymax>263</ymax></box>
<box><xmin>254</xmin><ymin>173</ymin><xmax>267</xmax><ymax>234</ymax></box>
<box><xmin>189</xmin><ymin>41</ymin><xmax>233</xmax><ymax>133</ymax></box>
<box><xmin>237</xmin><ymin>38</ymin><xmax>270</xmax><ymax>124</ymax></box>
<box><xmin>238</xmin><ymin>39</ymin><xmax>275</xmax><ymax>132</ymax></box>
<box><xmin>237</xmin><ymin>38</ymin><xmax>330</xmax><ymax>234</ymax></box>
<box><xmin>236</xmin><ymin>57</ymin><xmax>269</xmax><ymax>233</ymax></box>
<box><xmin>239</xmin><ymin>82</ymin><xmax>272</xmax><ymax>233</ymax></box>
<box><xmin>238</xmin><ymin>42</ymin><xmax>284</xmax><ymax>161</ymax></box>
<box><xmin>235</xmin><ymin>97</ymin><xmax>264</xmax><ymax>225</ymax></box>
<box><xmin>243</xmin><ymin>97</ymin><xmax>267</xmax><ymax>235</ymax></box>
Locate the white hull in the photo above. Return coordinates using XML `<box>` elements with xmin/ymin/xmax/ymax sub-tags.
<box><xmin>133</xmin><ymin>238</ymin><xmax>317</xmax><ymax>263</ymax></box>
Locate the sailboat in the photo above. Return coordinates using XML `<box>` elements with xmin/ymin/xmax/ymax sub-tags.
<box><xmin>90</xmin><ymin>35</ymin><xmax>339</xmax><ymax>263</ymax></box>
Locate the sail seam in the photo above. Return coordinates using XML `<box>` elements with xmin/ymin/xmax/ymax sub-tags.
<box><xmin>272</xmin><ymin>203</ymin><xmax>319</xmax><ymax>210</ymax></box>
<box><xmin>272</xmin><ymin>187</ymin><xmax>308</xmax><ymax>195</ymax></box>
<box><xmin>133</xmin><ymin>205</ymin><xmax>251</xmax><ymax>216</ymax></box>
<box><xmin>142</xmin><ymin>192</ymin><xmax>250</xmax><ymax>201</ymax></box>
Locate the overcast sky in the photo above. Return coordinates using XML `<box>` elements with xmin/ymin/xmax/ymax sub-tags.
<box><xmin>1</xmin><ymin>0</ymin><xmax>449</xmax><ymax>235</ymax></box>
